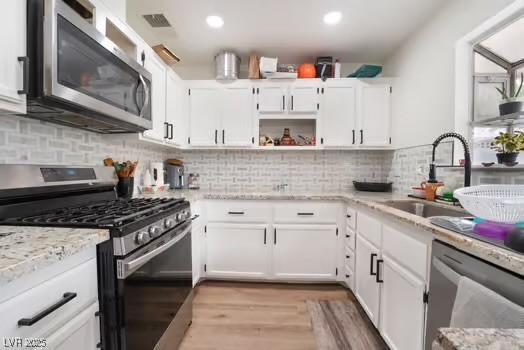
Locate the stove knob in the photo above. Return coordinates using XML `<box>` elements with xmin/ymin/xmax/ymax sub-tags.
<box><xmin>135</xmin><ymin>231</ymin><xmax>150</xmax><ymax>245</ymax></box>
<box><xmin>176</xmin><ymin>213</ymin><xmax>183</xmax><ymax>222</ymax></box>
<box><xmin>164</xmin><ymin>218</ymin><xmax>174</xmax><ymax>229</ymax></box>
<box><xmin>149</xmin><ymin>225</ymin><xmax>161</xmax><ymax>238</ymax></box>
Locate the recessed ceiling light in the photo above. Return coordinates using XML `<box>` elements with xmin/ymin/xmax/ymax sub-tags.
<box><xmin>206</xmin><ymin>15</ymin><xmax>224</xmax><ymax>28</ymax></box>
<box><xmin>323</xmin><ymin>11</ymin><xmax>342</xmax><ymax>25</ymax></box>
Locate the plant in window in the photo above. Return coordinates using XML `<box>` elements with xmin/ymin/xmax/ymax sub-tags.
<box><xmin>496</xmin><ymin>73</ymin><xmax>524</xmax><ymax>116</ymax></box>
<box><xmin>491</xmin><ymin>130</ymin><xmax>524</xmax><ymax>164</ymax></box>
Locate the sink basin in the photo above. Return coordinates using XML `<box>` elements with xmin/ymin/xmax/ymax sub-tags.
<box><xmin>382</xmin><ymin>200</ymin><xmax>469</xmax><ymax>218</ymax></box>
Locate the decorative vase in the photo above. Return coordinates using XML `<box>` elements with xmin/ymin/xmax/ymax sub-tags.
<box><xmin>496</xmin><ymin>152</ymin><xmax>519</xmax><ymax>164</ymax></box>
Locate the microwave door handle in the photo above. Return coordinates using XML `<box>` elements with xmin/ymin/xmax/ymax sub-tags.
<box><xmin>118</xmin><ymin>224</ymin><xmax>190</xmax><ymax>279</ymax></box>
<box><xmin>139</xmin><ymin>74</ymin><xmax>150</xmax><ymax>118</ymax></box>
<box><xmin>134</xmin><ymin>76</ymin><xmax>144</xmax><ymax>115</ymax></box>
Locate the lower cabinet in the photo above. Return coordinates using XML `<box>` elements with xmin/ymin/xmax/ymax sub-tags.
<box><xmin>379</xmin><ymin>255</ymin><xmax>426</xmax><ymax>350</ymax></box>
<box><xmin>205</xmin><ymin>223</ymin><xmax>269</xmax><ymax>278</ymax></box>
<box><xmin>46</xmin><ymin>302</ymin><xmax>100</xmax><ymax>350</ymax></box>
<box><xmin>273</xmin><ymin>224</ymin><xmax>338</xmax><ymax>280</ymax></box>
<box><xmin>355</xmin><ymin>234</ymin><xmax>381</xmax><ymax>326</ymax></box>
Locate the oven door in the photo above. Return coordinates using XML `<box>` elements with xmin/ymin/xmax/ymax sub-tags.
<box><xmin>42</xmin><ymin>0</ymin><xmax>152</xmax><ymax>129</ymax></box>
<box><xmin>116</xmin><ymin>220</ymin><xmax>192</xmax><ymax>350</ymax></box>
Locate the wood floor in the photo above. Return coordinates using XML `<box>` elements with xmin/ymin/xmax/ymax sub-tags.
<box><xmin>178</xmin><ymin>281</ymin><xmax>385</xmax><ymax>350</ymax></box>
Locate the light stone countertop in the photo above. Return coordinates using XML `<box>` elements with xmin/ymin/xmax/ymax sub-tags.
<box><xmin>140</xmin><ymin>189</ymin><xmax>524</xmax><ymax>276</ymax></box>
<box><xmin>0</xmin><ymin>226</ymin><xmax>109</xmax><ymax>286</ymax></box>
<box><xmin>433</xmin><ymin>328</ymin><xmax>524</xmax><ymax>350</ymax></box>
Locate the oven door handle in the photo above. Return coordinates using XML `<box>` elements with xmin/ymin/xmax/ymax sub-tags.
<box><xmin>117</xmin><ymin>223</ymin><xmax>190</xmax><ymax>279</ymax></box>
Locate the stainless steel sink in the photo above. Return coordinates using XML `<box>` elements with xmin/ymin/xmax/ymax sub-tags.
<box><xmin>382</xmin><ymin>200</ymin><xmax>469</xmax><ymax>218</ymax></box>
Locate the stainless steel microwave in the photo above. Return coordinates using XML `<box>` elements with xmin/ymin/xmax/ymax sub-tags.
<box><xmin>25</xmin><ymin>0</ymin><xmax>152</xmax><ymax>133</ymax></box>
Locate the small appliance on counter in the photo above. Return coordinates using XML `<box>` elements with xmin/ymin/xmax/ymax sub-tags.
<box><xmin>188</xmin><ymin>173</ymin><xmax>200</xmax><ymax>189</ymax></box>
<box><xmin>166</xmin><ymin>159</ymin><xmax>185</xmax><ymax>189</ymax></box>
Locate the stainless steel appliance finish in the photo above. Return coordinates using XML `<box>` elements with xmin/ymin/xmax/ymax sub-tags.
<box><xmin>215</xmin><ymin>50</ymin><xmax>240</xmax><ymax>80</ymax></box>
<box><xmin>25</xmin><ymin>0</ymin><xmax>152</xmax><ymax>133</ymax></box>
<box><xmin>167</xmin><ymin>164</ymin><xmax>185</xmax><ymax>189</ymax></box>
<box><xmin>382</xmin><ymin>200</ymin><xmax>468</xmax><ymax>218</ymax></box>
<box><xmin>424</xmin><ymin>241</ymin><xmax>524</xmax><ymax>349</ymax></box>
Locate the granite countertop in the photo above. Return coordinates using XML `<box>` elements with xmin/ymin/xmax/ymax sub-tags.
<box><xmin>433</xmin><ymin>328</ymin><xmax>524</xmax><ymax>350</ymax></box>
<box><xmin>139</xmin><ymin>189</ymin><xmax>524</xmax><ymax>276</ymax></box>
<box><xmin>0</xmin><ymin>226</ymin><xmax>109</xmax><ymax>286</ymax></box>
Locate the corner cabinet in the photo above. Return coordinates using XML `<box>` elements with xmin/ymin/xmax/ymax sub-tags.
<box><xmin>0</xmin><ymin>0</ymin><xmax>27</xmax><ymax>114</ymax></box>
<box><xmin>273</xmin><ymin>224</ymin><xmax>338</xmax><ymax>280</ymax></box>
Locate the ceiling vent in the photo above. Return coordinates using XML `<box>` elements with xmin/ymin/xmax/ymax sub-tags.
<box><xmin>143</xmin><ymin>14</ymin><xmax>171</xmax><ymax>28</ymax></box>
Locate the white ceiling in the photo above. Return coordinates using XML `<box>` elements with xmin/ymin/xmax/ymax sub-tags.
<box><xmin>126</xmin><ymin>0</ymin><xmax>449</xmax><ymax>67</ymax></box>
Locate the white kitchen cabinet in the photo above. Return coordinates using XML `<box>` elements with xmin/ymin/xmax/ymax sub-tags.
<box><xmin>188</xmin><ymin>87</ymin><xmax>221</xmax><ymax>146</ymax></box>
<box><xmin>359</xmin><ymin>84</ymin><xmax>391</xmax><ymax>147</ymax></box>
<box><xmin>221</xmin><ymin>86</ymin><xmax>253</xmax><ymax>146</ymax></box>
<box><xmin>379</xmin><ymin>254</ymin><xmax>426</xmax><ymax>350</ymax></box>
<box><xmin>165</xmin><ymin>69</ymin><xmax>188</xmax><ymax>146</ymax></box>
<box><xmin>273</xmin><ymin>224</ymin><xmax>338</xmax><ymax>281</ymax></box>
<box><xmin>205</xmin><ymin>223</ymin><xmax>269</xmax><ymax>278</ymax></box>
<box><xmin>142</xmin><ymin>50</ymin><xmax>167</xmax><ymax>142</ymax></box>
<box><xmin>46</xmin><ymin>302</ymin><xmax>100</xmax><ymax>350</ymax></box>
<box><xmin>257</xmin><ymin>86</ymin><xmax>287</xmax><ymax>113</ymax></box>
<box><xmin>0</xmin><ymin>0</ymin><xmax>27</xmax><ymax>114</ymax></box>
<box><xmin>355</xmin><ymin>234</ymin><xmax>381</xmax><ymax>326</ymax></box>
<box><xmin>321</xmin><ymin>81</ymin><xmax>358</xmax><ymax>146</ymax></box>
<box><xmin>289</xmin><ymin>85</ymin><xmax>318</xmax><ymax>113</ymax></box>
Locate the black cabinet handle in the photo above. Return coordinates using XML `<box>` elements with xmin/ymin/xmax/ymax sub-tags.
<box><xmin>274</xmin><ymin>228</ymin><xmax>277</xmax><ymax>245</ymax></box>
<box><xmin>297</xmin><ymin>212</ymin><xmax>314</xmax><ymax>216</ymax></box>
<box><xmin>18</xmin><ymin>292</ymin><xmax>77</xmax><ymax>326</ymax></box>
<box><xmin>291</xmin><ymin>95</ymin><xmax>294</xmax><ymax>110</ymax></box>
<box><xmin>360</xmin><ymin>130</ymin><xmax>364</xmax><ymax>144</ymax></box>
<box><xmin>227</xmin><ymin>211</ymin><xmax>245</xmax><ymax>215</ymax></box>
<box><xmin>345</xmin><ymin>234</ymin><xmax>350</xmax><ymax>238</ymax></box>
<box><xmin>18</xmin><ymin>56</ymin><xmax>29</xmax><ymax>95</ymax></box>
<box><xmin>346</xmin><ymin>255</ymin><xmax>351</xmax><ymax>259</ymax></box>
<box><xmin>282</xmin><ymin>96</ymin><xmax>285</xmax><ymax>110</ymax></box>
<box><xmin>345</xmin><ymin>274</ymin><xmax>350</xmax><ymax>278</ymax></box>
<box><xmin>169</xmin><ymin>123</ymin><xmax>174</xmax><ymax>140</ymax></box>
<box><xmin>164</xmin><ymin>122</ymin><xmax>169</xmax><ymax>138</ymax></box>
<box><xmin>376</xmin><ymin>259</ymin><xmax>384</xmax><ymax>283</ymax></box>
<box><xmin>370</xmin><ymin>253</ymin><xmax>377</xmax><ymax>276</ymax></box>
<box><xmin>352</xmin><ymin>130</ymin><xmax>355</xmax><ymax>144</ymax></box>
<box><xmin>346</xmin><ymin>214</ymin><xmax>352</xmax><ymax>218</ymax></box>
<box><xmin>264</xmin><ymin>228</ymin><xmax>267</xmax><ymax>245</ymax></box>
<box><xmin>215</xmin><ymin>130</ymin><xmax>218</xmax><ymax>144</ymax></box>
<box><xmin>222</xmin><ymin>129</ymin><xmax>225</xmax><ymax>144</ymax></box>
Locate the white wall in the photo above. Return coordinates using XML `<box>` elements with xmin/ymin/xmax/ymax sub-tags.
<box><xmin>383</xmin><ymin>0</ymin><xmax>514</xmax><ymax>148</ymax></box>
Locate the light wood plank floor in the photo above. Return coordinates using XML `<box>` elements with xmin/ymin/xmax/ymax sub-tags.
<box><xmin>178</xmin><ymin>281</ymin><xmax>382</xmax><ymax>350</ymax></box>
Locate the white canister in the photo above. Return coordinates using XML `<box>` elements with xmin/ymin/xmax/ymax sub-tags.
<box><xmin>151</xmin><ymin>162</ymin><xmax>164</xmax><ymax>186</ymax></box>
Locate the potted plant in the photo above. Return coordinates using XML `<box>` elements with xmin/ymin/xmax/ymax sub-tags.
<box><xmin>496</xmin><ymin>73</ymin><xmax>524</xmax><ymax>115</ymax></box>
<box><xmin>491</xmin><ymin>131</ymin><xmax>524</xmax><ymax>164</ymax></box>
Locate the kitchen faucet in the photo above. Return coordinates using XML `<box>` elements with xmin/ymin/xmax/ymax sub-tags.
<box><xmin>428</xmin><ymin>132</ymin><xmax>471</xmax><ymax>187</ymax></box>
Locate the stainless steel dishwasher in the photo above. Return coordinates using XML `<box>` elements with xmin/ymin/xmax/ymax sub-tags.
<box><xmin>424</xmin><ymin>240</ymin><xmax>524</xmax><ymax>350</ymax></box>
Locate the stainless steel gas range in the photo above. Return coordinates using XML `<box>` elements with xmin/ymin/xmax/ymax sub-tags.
<box><xmin>0</xmin><ymin>165</ymin><xmax>194</xmax><ymax>350</ymax></box>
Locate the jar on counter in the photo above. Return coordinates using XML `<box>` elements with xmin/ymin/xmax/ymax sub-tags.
<box><xmin>188</xmin><ymin>173</ymin><xmax>200</xmax><ymax>189</ymax></box>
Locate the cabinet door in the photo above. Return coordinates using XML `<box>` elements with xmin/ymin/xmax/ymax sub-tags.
<box><xmin>189</xmin><ymin>87</ymin><xmax>220</xmax><ymax>146</ymax></box>
<box><xmin>142</xmin><ymin>52</ymin><xmax>166</xmax><ymax>141</ymax></box>
<box><xmin>165</xmin><ymin>70</ymin><xmax>188</xmax><ymax>146</ymax></box>
<box><xmin>322</xmin><ymin>83</ymin><xmax>358</xmax><ymax>146</ymax></box>
<box><xmin>206</xmin><ymin>223</ymin><xmax>269</xmax><ymax>278</ymax></box>
<box><xmin>355</xmin><ymin>234</ymin><xmax>381</xmax><ymax>326</ymax></box>
<box><xmin>257</xmin><ymin>86</ymin><xmax>286</xmax><ymax>113</ymax></box>
<box><xmin>0</xmin><ymin>0</ymin><xmax>26</xmax><ymax>114</ymax></box>
<box><xmin>290</xmin><ymin>86</ymin><xmax>318</xmax><ymax>113</ymax></box>
<box><xmin>221</xmin><ymin>86</ymin><xmax>253</xmax><ymax>146</ymax></box>
<box><xmin>46</xmin><ymin>302</ymin><xmax>100</xmax><ymax>350</ymax></box>
<box><xmin>359</xmin><ymin>84</ymin><xmax>391</xmax><ymax>146</ymax></box>
<box><xmin>273</xmin><ymin>224</ymin><xmax>337</xmax><ymax>281</ymax></box>
<box><xmin>379</xmin><ymin>255</ymin><xmax>426</xmax><ymax>350</ymax></box>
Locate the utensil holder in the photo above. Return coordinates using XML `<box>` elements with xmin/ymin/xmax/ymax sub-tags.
<box><xmin>117</xmin><ymin>177</ymin><xmax>134</xmax><ymax>199</ymax></box>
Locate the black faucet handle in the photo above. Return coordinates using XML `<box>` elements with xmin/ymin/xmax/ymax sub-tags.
<box><xmin>428</xmin><ymin>163</ymin><xmax>438</xmax><ymax>183</ymax></box>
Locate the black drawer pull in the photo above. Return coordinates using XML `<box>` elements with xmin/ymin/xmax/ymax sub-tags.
<box><xmin>18</xmin><ymin>56</ymin><xmax>29</xmax><ymax>95</ymax></box>
<box><xmin>346</xmin><ymin>214</ymin><xmax>352</xmax><ymax>218</ymax></box>
<box><xmin>345</xmin><ymin>234</ymin><xmax>350</xmax><ymax>238</ymax></box>
<box><xmin>345</xmin><ymin>274</ymin><xmax>350</xmax><ymax>278</ymax></box>
<box><xmin>18</xmin><ymin>292</ymin><xmax>77</xmax><ymax>326</ymax></box>
<box><xmin>297</xmin><ymin>212</ymin><xmax>314</xmax><ymax>216</ymax></box>
<box><xmin>346</xmin><ymin>255</ymin><xmax>351</xmax><ymax>259</ymax></box>
<box><xmin>370</xmin><ymin>253</ymin><xmax>377</xmax><ymax>276</ymax></box>
<box><xmin>228</xmin><ymin>211</ymin><xmax>245</xmax><ymax>215</ymax></box>
<box><xmin>376</xmin><ymin>259</ymin><xmax>384</xmax><ymax>283</ymax></box>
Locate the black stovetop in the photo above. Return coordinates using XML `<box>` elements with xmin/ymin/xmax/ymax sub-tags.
<box><xmin>0</xmin><ymin>197</ymin><xmax>186</xmax><ymax>230</ymax></box>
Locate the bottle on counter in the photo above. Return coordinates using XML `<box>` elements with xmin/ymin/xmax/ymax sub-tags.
<box><xmin>188</xmin><ymin>173</ymin><xmax>200</xmax><ymax>189</ymax></box>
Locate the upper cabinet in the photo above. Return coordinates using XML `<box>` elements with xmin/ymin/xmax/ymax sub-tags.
<box><xmin>221</xmin><ymin>84</ymin><xmax>254</xmax><ymax>146</ymax></box>
<box><xmin>289</xmin><ymin>84</ymin><xmax>319</xmax><ymax>113</ymax></box>
<box><xmin>257</xmin><ymin>85</ymin><xmax>287</xmax><ymax>113</ymax></box>
<box><xmin>321</xmin><ymin>80</ymin><xmax>358</xmax><ymax>146</ymax></box>
<box><xmin>142</xmin><ymin>50</ymin><xmax>167</xmax><ymax>142</ymax></box>
<box><xmin>165</xmin><ymin>70</ymin><xmax>188</xmax><ymax>146</ymax></box>
<box><xmin>188</xmin><ymin>87</ymin><xmax>221</xmax><ymax>146</ymax></box>
<box><xmin>256</xmin><ymin>80</ymin><xmax>319</xmax><ymax>115</ymax></box>
<box><xmin>0</xmin><ymin>0</ymin><xmax>27</xmax><ymax>114</ymax></box>
<box><xmin>359</xmin><ymin>83</ymin><xmax>392</xmax><ymax>147</ymax></box>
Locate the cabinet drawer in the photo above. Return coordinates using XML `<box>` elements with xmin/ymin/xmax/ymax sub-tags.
<box><xmin>344</xmin><ymin>246</ymin><xmax>355</xmax><ymax>272</ymax></box>
<box><xmin>345</xmin><ymin>226</ymin><xmax>356</xmax><ymax>251</ymax></box>
<box><xmin>346</xmin><ymin>207</ymin><xmax>356</xmax><ymax>229</ymax></box>
<box><xmin>382</xmin><ymin>225</ymin><xmax>428</xmax><ymax>280</ymax></box>
<box><xmin>357</xmin><ymin>211</ymin><xmax>382</xmax><ymax>247</ymax></box>
<box><xmin>0</xmin><ymin>258</ymin><xmax>98</xmax><ymax>340</ymax></box>
<box><xmin>274</xmin><ymin>202</ymin><xmax>339</xmax><ymax>223</ymax></box>
<box><xmin>206</xmin><ymin>201</ymin><xmax>272</xmax><ymax>222</ymax></box>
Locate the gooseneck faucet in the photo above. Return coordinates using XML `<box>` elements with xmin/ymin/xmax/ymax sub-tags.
<box><xmin>428</xmin><ymin>132</ymin><xmax>471</xmax><ymax>187</ymax></box>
